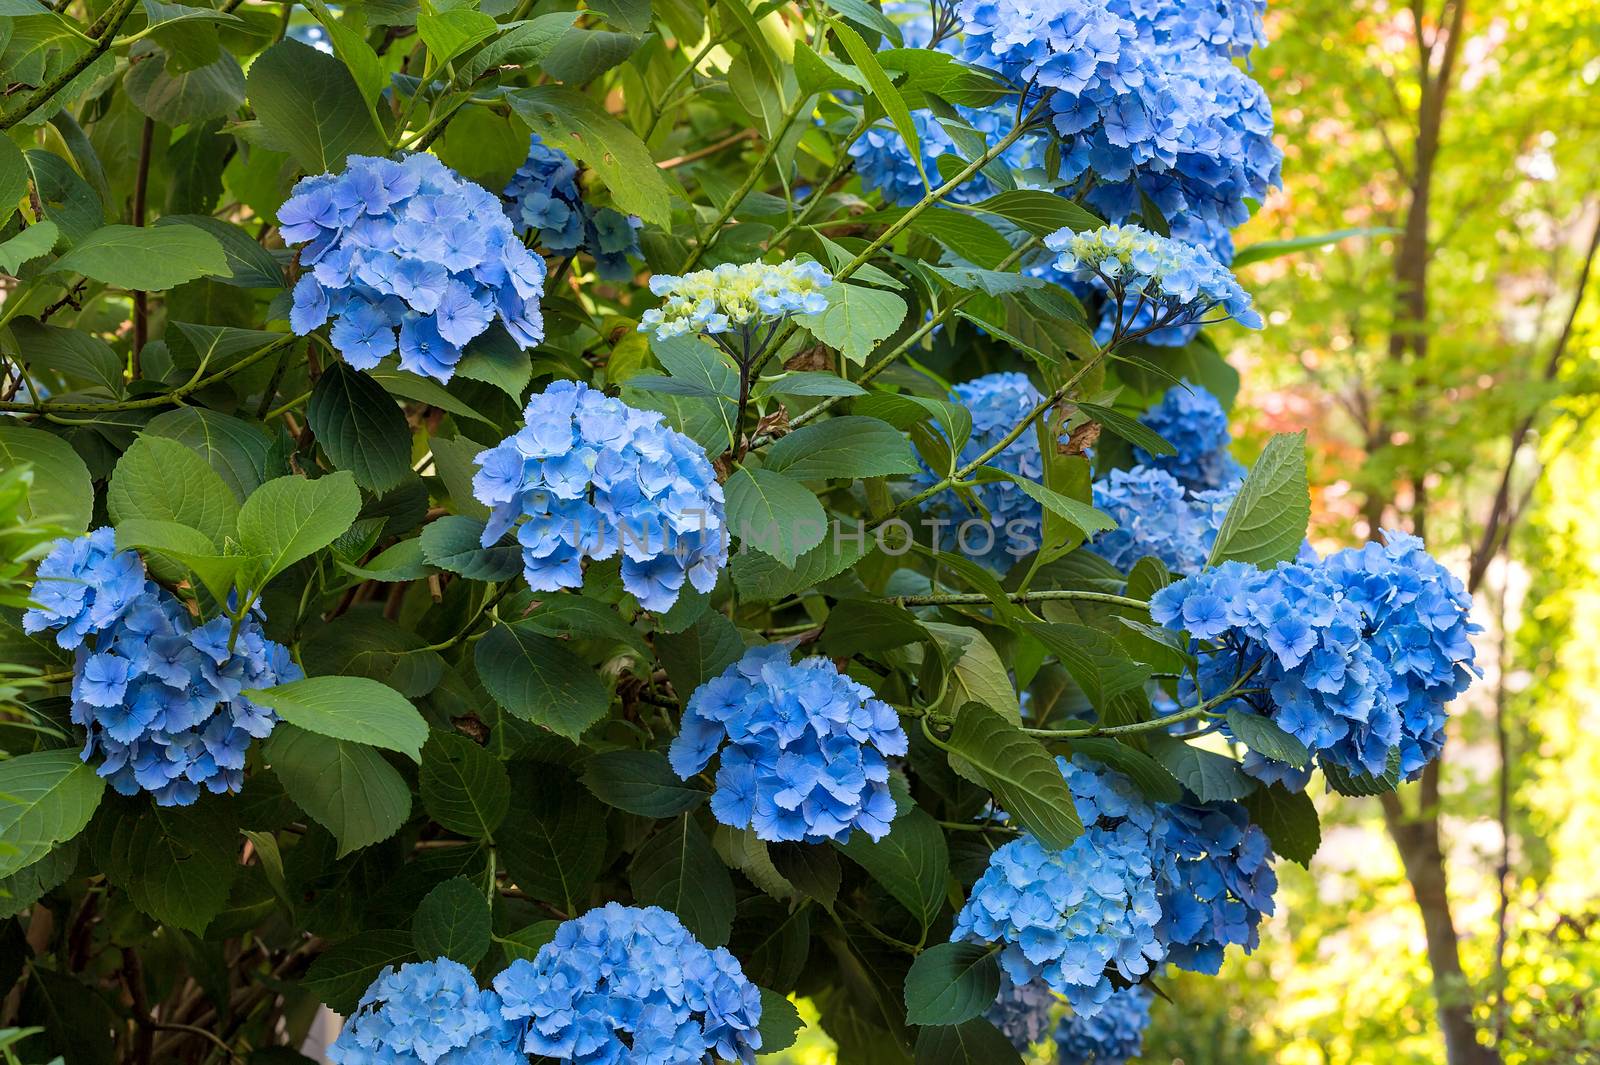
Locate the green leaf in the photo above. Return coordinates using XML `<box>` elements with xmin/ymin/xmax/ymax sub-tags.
<box><xmin>0</xmin><ymin>749</ymin><xmax>104</xmax><ymax>878</ymax></box>
<box><xmin>581</xmin><ymin>749</ymin><xmax>708</xmax><ymax>817</ymax></box>
<box><xmin>968</xmin><ymin>189</ymin><xmax>1102</xmax><ymax>237</ymax></box>
<box><xmin>144</xmin><ymin>406</ymin><xmax>273</xmax><ymax>500</ymax></box>
<box><xmin>796</xmin><ymin>281</ymin><xmax>908</xmax><ymax>364</ymax></box>
<box><xmin>1241</xmin><ymin>783</ymin><xmax>1321</xmax><ymax>867</ymax></box>
<box><xmin>1322</xmin><ymin>748</ymin><xmax>1403</xmax><ymax>797</ymax></box>
<box><xmin>1073</xmin><ymin>401</ymin><xmax>1174</xmax><ymax>456</ymax></box>
<box><xmin>1231</xmin><ymin>227</ymin><xmax>1399</xmax><ymax>268</ymax></box>
<box><xmin>112</xmin><ymin>518</ymin><xmax>243</xmax><ymax>603</ymax></box>
<box><xmin>1065</xmin><ymin>737</ymin><xmax>1183</xmax><ymax>804</ymax></box>
<box><xmin>417</xmin><ymin>3</ymin><xmax>498</xmax><ymax>64</ymax></box>
<box><xmin>757</xmin><ymin>989</ymin><xmax>805</xmax><ymax>1054</ymax></box>
<box><xmin>0</xmin><ymin>838</ymin><xmax>79</xmax><ymax>919</ymax></box>
<box><xmin>22</xmin><ymin>149</ymin><xmax>101</xmax><ymax>247</ymax></box>
<box><xmin>943</xmin><ymin>705</ymin><xmax>1082</xmax><ymax>850</ymax></box>
<box><xmin>476</xmin><ymin>622</ymin><xmax>611</xmax><ymax>741</ymax></box>
<box><xmin>655</xmin><ymin>610</ymin><xmax>745</xmax><ymax>696</ymax></box>
<box><xmin>48</xmin><ymin>223</ymin><xmax>229</xmax><ymax>290</ymax></box>
<box><xmin>303</xmin><ymin>930</ymin><xmax>417</xmax><ymax>1014</ymax></box>
<box><xmin>245</xmin><ymin>39</ymin><xmax>386</xmax><ymax>174</ymax></box>
<box><xmin>156</xmin><ymin>214</ymin><xmax>283</xmax><ymax>288</ymax></box>
<box><xmin>244</xmin><ymin>676</ymin><xmax>428</xmax><ymax>762</ymax></box>
<box><xmin>0</xmin><ymin>425</ymin><xmax>93</xmax><ymax>534</ymax></box>
<box><xmin>1026</xmin><ymin>622</ymin><xmax>1151</xmax><ymax>710</ymax></box>
<box><xmin>836</xmin><ymin>806</ymin><xmax>948</xmax><ymax>931</ymax></box>
<box><xmin>914</xmin><ymin>1018</ymin><xmax>1023</xmax><ymax>1065</ymax></box>
<box><xmin>832</xmin><ymin>21</ymin><xmax>925</xmax><ymax>189</ymax></box>
<box><xmin>629</xmin><ymin>814</ymin><xmax>736</xmax><ymax>946</ymax></box>
<box><xmin>499</xmin><ymin>763</ymin><xmax>607</xmax><ymax>911</ymax></box>
<box><xmin>418</xmin><ymin>515</ymin><xmax>522</xmax><ymax>581</ymax></box>
<box><xmin>308</xmin><ymin>363</ymin><xmax>413</xmax><ymax>492</ymax></box>
<box><xmin>94</xmin><ymin>798</ymin><xmax>240</xmax><ymax>934</ymax></box>
<box><xmin>459</xmin><ymin>12</ymin><xmax>578</xmax><ymax>82</ymax></box>
<box><xmin>725</xmin><ymin>466</ymin><xmax>827</xmax><ymax>566</ymax></box>
<box><xmin>990</xmin><ymin>471</ymin><xmax>1116</xmax><ymax>539</ymax></box>
<box><xmin>817</xmin><ymin>600</ymin><xmax>927</xmax><ymax>655</ymax></box>
<box><xmin>767</xmin><ymin>417</ymin><xmax>918</xmax><ymax>481</ymax></box>
<box><xmin>1144</xmin><ymin>733</ymin><xmax>1254</xmax><ymax>802</ymax></box>
<box><xmin>507</xmin><ymin>86</ymin><xmax>671</xmax><ymax>227</ymax></box>
<box><xmin>108</xmin><ymin>434</ymin><xmax>240</xmax><ymax>548</ymax></box>
<box><xmin>495</xmin><ymin>920</ymin><xmax>561</xmax><ymax>963</ymax></box>
<box><xmin>236</xmin><ymin>471</ymin><xmax>362</xmax><ymax>584</ymax></box>
<box><xmin>541</xmin><ymin>27</ymin><xmax>642</xmax><ymax>84</ymax></box>
<box><xmin>302</xmin><ymin>0</ymin><xmax>387</xmax><ymax>116</ymax></box>
<box><xmin>1227</xmin><ymin>708</ymin><xmax>1312</xmax><ymax>767</ymax></box>
<box><xmin>1207</xmin><ymin>431</ymin><xmax>1310</xmax><ymax>568</ymax></box>
<box><xmin>302</xmin><ymin>615</ymin><xmax>445</xmax><ymax>697</ymax></box>
<box><xmin>265</xmin><ymin>724</ymin><xmax>412</xmax><ymax>857</ymax></box>
<box><xmin>124</xmin><ymin>45</ymin><xmax>245</xmax><ymax>124</ymax></box>
<box><xmin>420</xmin><ymin>731</ymin><xmax>511</xmax><ymax>839</ymax></box>
<box><xmin>412</xmin><ymin>876</ymin><xmax>492</xmax><ymax>966</ymax></box>
<box><xmin>0</xmin><ymin>221</ymin><xmax>59</xmax><ymax>272</ymax></box>
<box><xmin>755</xmin><ymin>371</ymin><xmax>867</xmax><ymax>399</ymax></box>
<box><xmin>0</xmin><ymin>134</ymin><xmax>28</xmax><ymax>227</ymax></box>
<box><xmin>768</xmin><ymin>843</ymin><xmax>841</xmax><ymax>909</ymax></box>
<box><xmin>370</xmin><ymin>363</ymin><xmax>495</xmax><ymax>428</ymax></box>
<box><xmin>520</xmin><ymin>594</ymin><xmax>652</xmax><ymax>660</ymax></box>
<box><xmin>729</xmin><ymin>526</ymin><xmax>872</xmax><ymax>600</ymax></box>
<box><xmin>903</xmin><ymin>942</ymin><xmax>1000</xmax><ymax>1026</ymax></box>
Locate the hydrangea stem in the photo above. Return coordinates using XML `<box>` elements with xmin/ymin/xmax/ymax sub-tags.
<box><xmin>891</xmin><ymin>589</ymin><xmax>1147</xmax><ymax>609</ymax></box>
<box><xmin>0</xmin><ymin>0</ymin><xmax>140</xmax><ymax>131</ymax></box>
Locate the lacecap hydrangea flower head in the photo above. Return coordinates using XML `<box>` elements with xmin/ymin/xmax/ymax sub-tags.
<box><xmin>493</xmin><ymin>902</ymin><xmax>763</xmax><ymax>1065</ymax></box>
<box><xmin>1135</xmin><ymin>382</ymin><xmax>1246</xmax><ymax>490</ymax></box>
<box><xmin>282</xmin><ymin>152</ymin><xmax>546</xmax><ymax>383</ymax></box>
<box><xmin>669</xmin><ymin>643</ymin><xmax>908</xmax><ymax>843</ymax></box>
<box><xmin>329</xmin><ymin>958</ymin><xmax>521</xmax><ymax>1065</ymax></box>
<box><xmin>25</xmin><ymin>530</ymin><xmax>300</xmax><ymax>807</ymax></box>
<box><xmin>911</xmin><ymin>372</ymin><xmax>1047</xmax><ymax>572</ymax></box>
<box><xmin>1321</xmin><ymin>531</ymin><xmax>1479</xmax><ymax>778</ymax></box>
<box><xmin>503</xmin><ymin>133</ymin><xmax>641</xmax><ymax>281</ymax></box>
<box><xmin>1045</xmin><ymin>224</ymin><xmax>1262</xmax><ymax>344</ymax></box>
<box><xmin>471</xmin><ymin>380</ymin><xmax>726</xmax><ymax>613</ymax></box>
<box><xmin>1158</xmin><ymin>799</ymin><xmax>1277</xmax><ymax>973</ymax></box>
<box><xmin>951</xmin><ymin>755</ymin><xmax>1170</xmax><ymax>1014</ymax></box>
<box><xmin>637</xmin><ymin>259</ymin><xmax>831</xmax><ymax>342</ymax></box>
<box><xmin>1054</xmin><ymin>984</ymin><xmax>1153</xmax><ymax>1065</ymax></box>
<box><xmin>1090</xmin><ymin>465</ymin><xmax>1236</xmax><ymax>575</ymax></box>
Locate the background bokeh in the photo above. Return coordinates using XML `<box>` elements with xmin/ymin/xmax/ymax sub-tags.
<box><xmin>779</xmin><ymin>0</ymin><xmax>1600</xmax><ymax>1060</ymax></box>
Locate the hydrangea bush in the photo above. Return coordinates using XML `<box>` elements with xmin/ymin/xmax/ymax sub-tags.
<box><xmin>0</xmin><ymin>0</ymin><xmax>1477</xmax><ymax>1062</ymax></box>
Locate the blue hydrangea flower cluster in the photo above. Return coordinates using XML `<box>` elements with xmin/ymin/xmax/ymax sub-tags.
<box><xmin>494</xmin><ymin>903</ymin><xmax>763</xmax><ymax>1065</ymax></box>
<box><xmin>669</xmin><ymin>644</ymin><xmax>908</xmax><ymax>843</ymax></box>
<box><xmin>25</xmin><ymin>530</ymin><xmax>300</xmax><ymax>806</ymax></box>
<box><xmin>912</xmin><ymin>372</ymin><xmax>1046</xmax><ymax>572</ymax></box>
<box><xmin>1321</xmin><ymin>531</ymin><xmax>1479</xmax><ymax>779</ymax></box>
<box><xmin>329</xmin><ymin>958</ymin><xmax>520</xmax><ymax>1065</ymax></box>
<box><xmin>1090</xmin><ymin>465</ymin><xmax>1236</xmax><ymax>575</ymax></box>
<box><xmin>1044</xmin><ymin>224</ymin><xmax>1262</xmax><ymax>344</ymax></box>
<box><xmin>471</xmin><ymin>380</ymin><xmax>727</xmax><ymax>612</ymax></box>
<box><xmin>1054</xmin><ymin>985</ymin><xmax>1153</xmax><ymax>1065</ymax></box>
<box><xmin>952</xmin><ymin>756</ymin><xmax>1169</xmax><ymax>1015</ymax></box>
<box><xmin>850</xmin><ymin>105</ymin><xmax>1045</xmax><ymax>207</ymax></box>
<box><xmin>985</xmin><ymin>977</ymin><xmax>1058</xmax><ymax>1052</ymax></box>
<box><xmin>1109</xmin><ymin>0</ymin><xmax>1266</xmax><ymax>57</ymax></box>
<box><xmin>1150</xmin><ymin>559</ymin><xmax>1405</xmax><ymax>786</ymax></box>
<box><xmin>1135</xmin><ymin>382</ymin><xmax>1246</xmax><ymax>489</ymax></box>
<box><xmin>637</xmin><ymin>259</ymin><xmax>831</xmax><ymax>341</ymax></box>
<box><xmin>1158</xmin><ymin>800</ymin><xmax>1278</xmax><ymax>973</ymax></box>
<box><xmin>503</xmin><ymin>133</ymin><xmax>641</xmax><ymax>281</ymax></box>
<box><xmin>282</xmin><ymin>153</ymin><xmax>546</xmax><ymax>382</ymax></box>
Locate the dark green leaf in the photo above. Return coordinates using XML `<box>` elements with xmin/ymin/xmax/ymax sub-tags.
<box><xmin>412</xmin><ymin>876</ymin><xmax>491</xmax><ymax>966</ymax></box>
<box><xmin>655</xmin><ymin>610</ymin><xmax>745</xmax><ymax>696</ymax></box>
<box><xmin>157</xmin><ymin>214</ymin><xmax>282</xmax><ymax>288</ymax></box>
<box><xmin>1241</xmin><ymin>782</ymin><xmax>1321</xmax><ymax>866</ymax></box>
<box><xmin>1074</xmin><ymin>401</ymin><xmax>1175</xmax><ymax>456</ymax></box>
<box><xmin>265</xmin><ymin>724</ymin><xmax>412</xmax><ymax>857</ymax></box>
<box><xmin>726</xmin><ymin>466</ymin><xmax>827</xmax><ymax>566</ymax></box>
<box><xmin>903</xmin><ymin>942</ymin><xmax>999</xmax><ymax>1026</ymax></box>
<box><xmin>1323</xmin><ymin>747</ymin><xmax>1403</xmax><ymax>797</ymax></box>
<box><xmin>768</xmin><ymin>843</ymin><xmax>841</xmax><ymax>909</ymax></box>
<box><xmin>49</xmin><ymin>222</ymin><xmax>230</xmax><ymax>290</ymax></box>
<box><xmin>1145</xmin><ymin>733</ymin><xmax>1254</xmax><ymax>802</ymax></box>
<box><xmin>419</xmin><ymin>515</ymin><xmax>522</xmax><ymax>580</ymax></box>
<box><xmin>244</xmin><ymin>675</ymin><xmax>427</xmax><ymax>761</ymax></box>
<box><xmin>969</xmin><ymin>190</ymin><xmax>1102</xmax><ymax>237</ymax></box>
<box><xmin>0</xmin><ymin>425</ymin><xmax>93</xmax><ymax>534</ymax></box>
<box><xmin>246</xmin><ymin>40</ymin><xmax>386</xmax><ymax>172</ymax></box>
<box><xmin>0</xmin><ymin>749</ymin><xmax>104</xmax><ymax>878</ymax></box>
<box><xmin>507</xmin><ymin>86</ymin><xmax>670</xmax><ymax>226</ymax></box>
<box><xmin>942</xmin><ymin>705</ymin><xmax>1082</xmax><ymax>850</ymax></box>
<box><xmin>581</xmin><ymin>749</ymin><xmax>708</xmax><ymax>817</ymax></box>
<box><xmin>500</xmin><ymin>763</ymin><xmax>607</xmax><ymax>911</ymax></box>
<box><xmin>1064</xmin><ymin>737</ymin><xmax>1183</xmax><ymax>803</ymax></box>
<box><xmin>6</xmin><ymin>317</ymin><xmax>123</xmax><ymax>395</ymax></box>
<box><xmin>629</xmin><ymin>814</ymin><xmax>735</xmax><ymax>946</ymax></box>
<box><xmin>420</xmin><ymin>731</ymin><xmax>511</xmax><ymax>839</ymax></box>
<box><xmin>836</xmin><ymin>807</ymin><xmax>948</xmax><ymax>931</ymax></box>
<box><xmin>92</xmin><ymin>798</ymin><xmax>239</xmax><ymax>934</ymax></box>
<box><xmin>144</xmin><ymin>407</ymin><xmax>273</xmax><ymax>500</ymax></box>
<box><xmin>913</xmin><ymin>1018</ymin><xmax>1023</xmax><ymax>1065</ymax></box>
<box><xmin>1227</xmin><ymin>709</ymin><xmax>1312</xmax><ymax>767</ymax></box>
<box><xmin>476</xmin><ymin>622</ymin><xmax>611</xmax><ymax>741</ymax></box>
<box><xmin>303</xmin><ymin>930</ymin><xmax>416</xmax><ymax>1013</ymax></box>
<box><xmin>757</xmin><ymin>989</ymin><xmax>805</xmax><ymax>1054</ymax></box>
<box><xmin>309</xmin><ymin>363</ymin><xmax>413</xmax><ymax>491</ymax></box>
<box><xmin>767</xmin><ymin>416</ymin><xmax>918</xmax><ymax>481</ymax></box>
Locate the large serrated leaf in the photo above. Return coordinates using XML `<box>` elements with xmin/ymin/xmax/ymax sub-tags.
<box><xmin>629</xmin><ymin>814</ymin><xmax>735</xmax><ymax>946</ymax></box>
<box><xmin>1207</xmin><ymin>431</ymin><xmax>1310</xmax><ymax>568</ymax></box>
<box><xmin>943</xmin><ymin>705</ymin><xmax>1081</xmax><ymax>849</ymax></box>
<box><xmin>308</xmin><ymin>363</ymin><xmax>413</xmax><ymax>492</ymax></box>
<box><xmin>0</xmin><ymin>749</ymin><xmax>104</xmax><ymax>878</ymax></box>
<box><xmin>903</xmin><ymin>942</ymin><xmax>1000</xmax><ymax>1026</ymax></box>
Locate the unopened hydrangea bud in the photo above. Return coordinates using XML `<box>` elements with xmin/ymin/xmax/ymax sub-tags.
<box><xmin>670</xmin><ymin>644</ymin><xmax>908</xmax><ymax>843</ymax></box>
<box><xmin>637</xmin><ymin>259</ymin><xmax>831</xmax><ymax>341</ymax></box>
